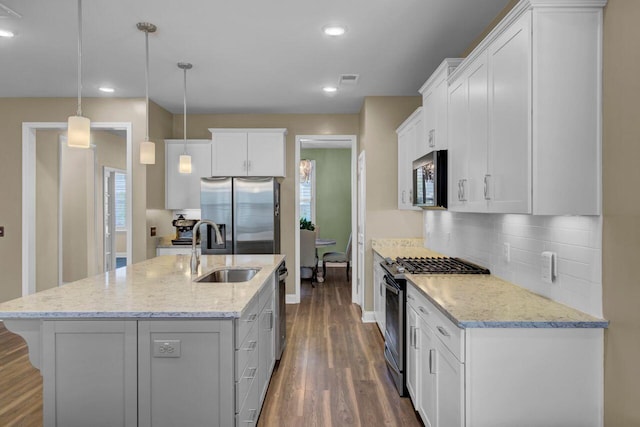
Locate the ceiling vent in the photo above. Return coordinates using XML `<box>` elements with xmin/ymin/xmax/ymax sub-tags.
<box><xmin>0</xmin><ymin>3</ymin><xmax>21</xmax><ymax>19</ymax></box>
<box><xmin>339</xmin><ymin>74</ymin><xmax>359</xmax><ymax>86</ymax></box>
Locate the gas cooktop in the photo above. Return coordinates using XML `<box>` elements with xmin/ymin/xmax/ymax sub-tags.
<box><xmin>382</xmin><ymin>256</ymin><xmax>490</xmax><ymax>278</ymax></box>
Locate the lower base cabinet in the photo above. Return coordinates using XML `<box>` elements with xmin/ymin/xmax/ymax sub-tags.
<box><xmin>39</xmin><ymin>276</ymin><xmax>277</xmax><ymax>427</ymax></box>
<box><xmin>406</xmin><ymin>283</ymin><xmax>604</xmax><ymax>427</ymax></box>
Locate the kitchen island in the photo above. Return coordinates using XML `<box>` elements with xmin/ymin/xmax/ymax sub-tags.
<box><xmin>0</xmin><ymin>254</ymin><xmax>285</xmax><ymax>427</ymax></box>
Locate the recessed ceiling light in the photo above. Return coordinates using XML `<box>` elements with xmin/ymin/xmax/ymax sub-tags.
<box><xmin>322</xmin><ymin>86</ymin><xmax>338</xmax><ymax>93</ymax></box>
<box><xmin>99</xmin><ymin>87</ymin><xmax>115</xmax><ymax>93</ymax></box>
<box><xmin>0</xmin><ymin>29</ymin><xmax>15</xmax><ymax>38</ymax></box>
<box><xmin>323</xmin><ymin>25</ymin><xmax>347</xmax><ymax>37</ymax></box>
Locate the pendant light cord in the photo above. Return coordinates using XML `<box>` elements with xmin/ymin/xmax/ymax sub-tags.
<box><xmin>144</xmin><ymin>30</ymin><xmax>150</xmax><ymax>142</ymax></box>
<box><xmin>76</xmin><ymin>0</ymin><xmax>83</xmax><ymax>116</ymax></box>
<box><xmin>183</xmin><ymin>67</ymin><xmax>187</xmax><ymax>154</ymax></box>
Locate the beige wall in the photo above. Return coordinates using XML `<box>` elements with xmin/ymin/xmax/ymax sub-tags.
<box><xmin>360</xmin><ymin>97</ymin><xmax>423</xmax><ymax>311</ymax></box>
<box><xmin>602</xmin><ymin>0</ymin><xmax>640</xmax><ymax>424</ymax></box>
<box><xmin>34</xmin><ymin>129</ymin><xmax>126</xmax><ymax>292</ymax></box>
<box><xmin>172</xmin><ymin>113</ymin><xmax>360</xmax><ymax>294</ymax></box>
<box><xmin>0</xmin><ymin>97</ymin><xmax>167</xmax><ymax>303</ymax></box>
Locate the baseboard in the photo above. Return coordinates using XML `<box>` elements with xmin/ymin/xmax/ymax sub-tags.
<box><xmin>286</xmin><ymin>294</ymin><xmax>300</xmax><ymax>304</ymax></box>
<box><xmin>361</xmin><ymin>311</ymin><xmax>376</xmax><ymax>323</ymax></box>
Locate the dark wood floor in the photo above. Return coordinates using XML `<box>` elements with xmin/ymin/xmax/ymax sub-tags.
<box><xmin>258</xmin><ymin>268</ymin><xmax>421</xmax><ymax>426</ymax></box>
<box><xmin>0</xmin><ymin>267</ymin><xmax>420</xmax><ymax>426</ymax></box>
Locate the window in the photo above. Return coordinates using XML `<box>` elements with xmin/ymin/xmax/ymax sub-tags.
<box><xmin>299</xmin><ymin>159</ymin><xmax>316</xmax><ymax>223</ymax></box>
<box><xmin>115</xmin><ymin>172</ymin><xmax>127</xmax><ymax>230</ymax></box>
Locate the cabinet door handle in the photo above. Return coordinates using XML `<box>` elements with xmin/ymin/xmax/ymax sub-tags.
<box><xmin>402</xmin><ymin>190</ymin><xmax>406</xmax><ymax>204</ymax></box>
<box><xmin>247</xmin><ymin>160</ymin><xmax>252</xmax><ymax>171</ymax></box>
<box><xmin>407</xmin><ymin>294</ymin><xmax>414</xmax><ymax>301</ymax></box>
<box><xmin>244</xmin><ymin>408</ymin><xmax>258</xmax><ymax>423</ymax></box>
<box><xmin>243</xmin><ymin>160</ymin><xmax>247</xmax><ymax>171</ymax></box>
<box><xmin>409</xmin><ymin>325</ymin><xmax>414</xmax><ymax>347</ymax></box>
<box><xmin>484</xmin><ymin>174</ymin><xmax>491</xmax><ymax>200</ymax></box>
<box><xmin>414</xmin><ymin>327</ymin><xmax>419</xmax><ymax>350</ymax></box>
<box><xmin>428</xmin><ymin>129</ymin><xmax>435</xmax><ymax>147</ymax></box>
<box><xmin>380</xmin><ymin>281</ymin><xmax>384</xmax><ymax>296</ymax></box>
<box><xmin>436</xmin><ymin>326</ymin><xmax>450</xmax><ymax>337</ymax></box>
<box><xmin>268</xmin><ymin>310</ymin><xmax>274</xmax><ymax>330</ymax></box>
<box><xmin>418</xmin><ymin>306</ymin><xmax>430</xmax><ymax>316</ymax></box>
<box><xmin>409</xmin><ymin>189</ymin><xmax>413</xmax><ymax>204</ymax></box>
<box><xmin>245</xmin><ymin>313</ymin><xmax>257</xmax><ymax>322</ymax></box>
<box><xmin>244</xmin><ymin>340</ymin><xmax>257</xmax><ymax>351</ymax></box>
<box><xmin>429</xmin><ymin>349</ymin><xmax>435</xmax><ymax>374</ymax></box>
<box><xmin>244</xmin><ymin>366</ymin><xmax>258</xmax><ymax>379</ymax></box>
<box><xmin>457</xmin><ymin>180</ymin><xmax>462</xmax><ymax>201</ymax></box>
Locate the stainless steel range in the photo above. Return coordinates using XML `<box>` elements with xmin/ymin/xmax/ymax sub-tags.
<box><xmin>380</xmin><ymin>256</ymin><xmax>490</xmax><ymax>396</ymax></box>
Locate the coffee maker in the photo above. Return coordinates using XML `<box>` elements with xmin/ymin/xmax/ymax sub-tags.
<box><xmin>171</xmin><ymin>214</ymin><xmax>199</xmax><ymax>245</ymax></box>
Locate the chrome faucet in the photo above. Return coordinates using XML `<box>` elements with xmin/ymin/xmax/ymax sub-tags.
<box><xmin>191</xmin><ymin>220</ymin><xmax>224</xmax><ymax>275</ymax></box>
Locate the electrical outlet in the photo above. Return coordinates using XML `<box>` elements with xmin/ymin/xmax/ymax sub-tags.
<box><xmin>541</xmin><ymin>251</ymin><xmax>557</xmax><ymax>284</ymax></box>
<box><xmin>150</xmin><ymin>226</ymin><xmax>156</xmax><ymax>237</ymax></box>
<box><xmin>0</xmin><ymin>226</ymin><xmax>4</xmax><ymax>237</ymax></box>
<box><xmin>503</xmin><ymin>243</ymin><xmax>511</xmax><ymax>263</ymax></box>
<box><xmin>153</xmin><ymin>339</ymin><xmax>181</xmax><ymax>358</ymax></box>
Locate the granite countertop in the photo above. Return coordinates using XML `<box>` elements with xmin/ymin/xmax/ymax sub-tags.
<box><xmin>372</xmin><ymin>239</ymin><xmax>607</xmax><ymax>329</ymax></box>
<box><xmin>0</xmin><ymin>254</ymin><xmax>285</xmax><ymax>319</ymax></box>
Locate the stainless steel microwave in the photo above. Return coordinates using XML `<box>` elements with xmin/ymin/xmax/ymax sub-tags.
<box><xmin>412</xmin><ymin>150</ymin><xmax>447</xmax><ymax>209</ymax></box>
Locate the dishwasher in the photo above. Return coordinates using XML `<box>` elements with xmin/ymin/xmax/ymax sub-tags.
<box><xmin>276</xmin><ymin>261</ymin><xmax>288</xmax><ymax>360</ymax></box>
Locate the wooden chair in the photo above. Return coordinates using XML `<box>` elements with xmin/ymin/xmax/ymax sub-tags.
<box><xmin>322</xmin><ymin>233</ymin><xmax>352</xmax><ymax>280</ymax></box>
<box><xmin>300</xmin><ymin>229</ymin><xmax>318</xmax><ymax>287</ymax></box>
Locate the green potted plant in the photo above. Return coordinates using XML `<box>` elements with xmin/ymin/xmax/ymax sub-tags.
<box><xmin>300</xmin><ymin>218</ymin><xmax>315</xmax><ymax>231</ymax></box>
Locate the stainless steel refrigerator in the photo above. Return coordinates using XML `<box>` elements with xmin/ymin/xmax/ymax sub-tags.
<box><xmin>200</xmin><ymin>177</ymin><xmax>281</xmax><ymax>254</ymax></box>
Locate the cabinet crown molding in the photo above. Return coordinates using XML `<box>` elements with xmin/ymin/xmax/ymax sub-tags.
<box><xmin>449</xmin><ymin>0</ymin><xmax>606</xmax><ymax>83</ymax></box>
<box><xmin>419</xmin><ymin>58</ymin><xmax>463</xmax><ymax>95</ymax></box>
<box><xmin>396</xmin><ymin>106</ymin><xmax>423</xmax><ymax>134</ymax></box>
<box><xmin>208</xmin><ymin>128</ymin><xmax>288</xmax><ymax>135</ymax></box>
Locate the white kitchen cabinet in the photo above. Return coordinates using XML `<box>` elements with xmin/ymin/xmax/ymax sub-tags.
<box><xmin>165</xmin><ymin>139</ymin><xmax>212</xmax><ymax>209</ymax></box>
<box><xmin>447</xmin><ymin>52</ymin><xmax>489</xmax><ymax>212</ymax></box>
<box><xmin>396</xmin><ymin>107</ymin><xmax>422</xmax><ymax>210</ymax></box>
<box><xmin>418</xmin><ymin>58</ymin><xmax>462</xmax><ymax>156</ymax></box>
<box><xmin>138</xmin><ymin>320</ymin><xmax>235</xmax><ymax>427</ymax></box>
<box><xmin>42</xmin><ymin>320</ymin><xmax>138</xmax><ymax>427</ymax></box>
<box><xmin>405</xmin><ymin>302</ymin><xmax>419</xmax><ymax>405</ymax></box>
<box><xmin>209</xmin><ymin>128</ymin><xmax>287</xmax><ymax>177</ymax></box>
<box><xmin>373</xmin><ymin>252</ymin><xmax>386</xmax><ymax>334</ymax></box>
<box><xmin>405</xmin><ymin>281</ymin><xmax>604</xmax><ymax>427</ymax></box>
<box><xmin>448</xmin><ymin>0</ymin><xmax>604</xmax><ymax>215</ymax></box>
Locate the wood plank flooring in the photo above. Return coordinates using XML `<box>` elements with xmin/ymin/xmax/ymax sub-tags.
<box><xmin>0</xmin><ymin>267</ymin><xmax>420</xmax><ymax>426</ymax></box>
<box><xmin>0</xmin><ymin>322</ymin><xmax>43</xmax><ymax>426</ymax></box>
<box><xmin>258</xmin><ymin>268</ymin><xmax>421</xmax><ymax>426</ymax></box>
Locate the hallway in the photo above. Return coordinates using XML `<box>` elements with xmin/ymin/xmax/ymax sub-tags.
<box><xmin>259</xmin><ymin>268</ymin><xmax>421</xmax><ymax>426</ymax></box>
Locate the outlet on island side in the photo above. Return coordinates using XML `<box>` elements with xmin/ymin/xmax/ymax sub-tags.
<box><xmin>150</xmin><ymin>226</ymin><xmax>157</xmax><ymax>237</ymax></box>
<box><xmin>0</xmin><ymin>226</ymin><xmax>4</xmax><ymax>237</ymax></box>
<box><xmin>541</xmin><ymin>251</ymin><xmax>557</xmax><ymax>284</ymax></box>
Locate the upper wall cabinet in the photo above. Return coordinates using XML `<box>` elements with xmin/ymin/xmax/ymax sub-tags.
<box><xmin>418</xmin><ymin>58</ymin><xmax>462</xmax><ymax>156</ymax></box>
<box><xmin>209</xmin><ymin>129</ymin><xmax>287</xmax><ymax>177</ymax></box>
<box><xmin>396</xmin><ymin>107</ymin><xmax>423</xmax><ymax>211</ymax></box>
<box><xmin>447</xmin><ymin>0</ymin><xmax>605</xmax><ymax>215</ymax></box>
<box><xmin>165</xmin><ymin>140</ymin><xmax>212</xmax><ymax>210</ymax></box>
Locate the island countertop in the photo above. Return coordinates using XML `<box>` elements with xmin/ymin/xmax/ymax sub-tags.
<box><xmin>372</xmin><ymin>239</ymin><xmax>607</xmax><ymax>329</ymax></box>
<box><xmin>0</xmin><ymin>254</ymin><xmax>285</xmax><ymax>319</ymax></box>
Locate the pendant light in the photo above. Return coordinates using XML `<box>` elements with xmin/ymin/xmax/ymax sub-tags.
<box><xmin>178</xmin><ymin>62</ymin><xmax>193</xmax><ymax>174</ymax></box>
<box><xmin>67</xmin><ymin>0</ymin><xmax>90</xmax><ymax>148</ymax></box>
<box><xmin>137</xmin><ymin>22</ymin><xmax>157</xmax><ymax>165</ymax></box>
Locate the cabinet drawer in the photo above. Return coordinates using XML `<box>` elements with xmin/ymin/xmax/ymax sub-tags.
<box><xmin>235</xmin><ymin>295</ymin><xmax>260</xmax><ymax>348</ymax></box>
<box><xmin>236</xmin><ymin>347</ymin><xmax>259</xmax><ymax>413</ymax></box>
<box><xmin>235</xmin><ymin>322</ymin><xmax>259</xmax><ymax>380</ymax></box>
<box><xmin>236</xmin><ymin>378</ymin><xmax>260</xmax><ymax>426</ymax></box>
<box><xmin>407</xmin><ymin>282</ymin><xmax>465</xmax><ymax>362</ymax></box>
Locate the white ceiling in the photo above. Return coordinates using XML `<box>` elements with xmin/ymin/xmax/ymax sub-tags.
<box><xmin>0</xmin><ymin>0</ymin><xmax>509</xmax><ymax>114</ymax></box>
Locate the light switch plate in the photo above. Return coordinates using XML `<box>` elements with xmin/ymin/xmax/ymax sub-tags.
<box><xmin>150</xmin><ymin>226</ymin><xmax>157</xmax><ymax>237</ymax></box>
<box><xmin>0</xmin><ymin>226</ymin><xmax>4</xmax><ymax>237</ymax></box>
<box><xmin>541</xmin><ymin>251</ymin><xmax>556</xmax><ymax>284</ymax></box>
<box><xmin>503</xmin><ymin>243</ymin><xmax>511</xmax><ymax>263</ymax></box>
<box><xmin>153</xmin><ymin>339</ymin><xmax>181</xmax><ymax>358</ymax></box>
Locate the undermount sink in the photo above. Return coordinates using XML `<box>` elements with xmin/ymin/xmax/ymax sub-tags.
<box><xmin>195</xmin><ymin>267</ymin><xmax>261</xmax><ymax>283</ymax></box>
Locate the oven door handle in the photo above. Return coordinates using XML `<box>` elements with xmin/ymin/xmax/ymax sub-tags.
<box><xmin>383</xmin><ymin>281</ymin><xmax>400</xmax><ymax>295</ymax></box>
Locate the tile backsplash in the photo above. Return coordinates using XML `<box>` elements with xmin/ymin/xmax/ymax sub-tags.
<box><xmin>423</xmin><ymin>211</ymin><xmax>602</xmax><ymax>317</ymax></box>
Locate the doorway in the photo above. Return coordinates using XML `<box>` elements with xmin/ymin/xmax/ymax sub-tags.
<box><xmin>294</xmin><ymin>135</ymin><xmax>361</xmax><ymax>309</ymax></box>
<box><xmin>22</xmin><ymin>122</ymin><xmax>132</xmax><ymax>295</ymax></box>
<box><xmin>103</xmin><ymin>167</ymin><xmax>127</xmax><ymax>272</ymax></box>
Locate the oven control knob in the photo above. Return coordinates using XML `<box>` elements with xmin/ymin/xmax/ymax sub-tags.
<box><xmin>397</xmin><ymin>266</ymin><xmax>405</xmax><ymax>273</ymax></box>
